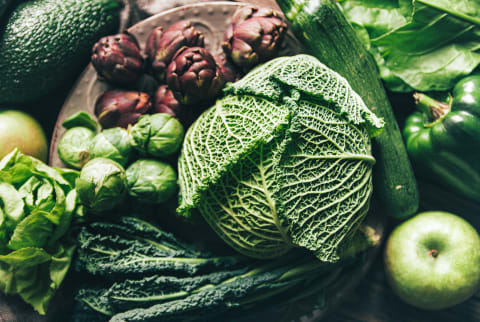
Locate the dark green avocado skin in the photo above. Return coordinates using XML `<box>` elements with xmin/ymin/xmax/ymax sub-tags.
<box><xmin>0</xmin><ymin>0</ymin><xmax>120</xmax><ymax>104</ymax></box>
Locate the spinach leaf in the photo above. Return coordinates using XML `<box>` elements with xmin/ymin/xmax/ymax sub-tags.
<box><xmin>340</xmin><ymin>0</ymin><xmax>480</xmax><ymax>92</ymax></box>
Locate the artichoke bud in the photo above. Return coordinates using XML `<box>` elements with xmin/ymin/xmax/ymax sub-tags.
<box><xmin>145</xmin><ymin>21</ymin><xmax>205</xmax><ymax>82</ymax></box>
<box><xmin>166</xmin><ymin>47</ymin><xmax>225</xmax><ymax>106</ymax></box>
<box><xmin>214</xmin><ymin>53</ymin><xmax>242</xmax><ymax>83</ymax></box>
<box><xmin>95</xmin><ymin>90</ymin><xmax>152</xmax><ymax>129</ymax></box>
<box><xmin>91</xmin><ymin>32</ymin><xmax>144</xmax><ymax>85</ymax></box>
<box><xmin>223</xmin><ymin>6</ymin><xmax>287</xmax><ymax>68</ymax></box>
<box><xmin>153</xmin><ymin>85</ymin><xmax>182</xmax><ymax>117</ymax></box>
<box><xmin>153</xmin><ymin>85</ymin><xmax>199</xmax><ymax>128</ymax></box>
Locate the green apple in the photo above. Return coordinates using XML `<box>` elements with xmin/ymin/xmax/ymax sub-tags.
<box><xmin>0</xmin><ymin>109</ymin><xmax>48</xmax><ymax>162</ymax></box>
<box><xmin>384</xmin><ymin>211</ymin><xmax>480</xmax><ymax>310</ymax></box>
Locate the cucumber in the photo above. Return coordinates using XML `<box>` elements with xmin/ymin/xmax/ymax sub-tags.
<box><xmin>0</xmin><ymin>0</ymin><xmax>120</xmax><ymax>104</ymax></box>
<box><xmin>277</xmin><ymin>0</ymin><xmax>419</xmax><ymax>219</ymax></box>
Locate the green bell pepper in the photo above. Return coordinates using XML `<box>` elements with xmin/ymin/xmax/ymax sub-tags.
<box><xmin>403</xmin><ymin>75</ymin><xmax>480</xmax><ymax>203</ymax></box>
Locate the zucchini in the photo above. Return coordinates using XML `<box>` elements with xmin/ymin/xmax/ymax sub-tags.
<box><xmin>277</xmin><ymin>0</ymin><xmax>419</xmax><ymax>219</ymax></box>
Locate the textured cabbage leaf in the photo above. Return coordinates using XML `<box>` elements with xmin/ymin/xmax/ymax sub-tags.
<box><xmin>178</xmin><ymin>55</ymin><xmax>382</xmax><ymax>263</ymax></box>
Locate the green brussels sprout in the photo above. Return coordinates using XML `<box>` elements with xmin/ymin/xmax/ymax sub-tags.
<box><xmin>129</xmin><ymin>113</ymin><xmax>184</xmax><ymax>157</ymax></box>
<box><xmin>62</xmin><ymin>111</ymin><xmax>99</xmax><ymax>132</ymax></box>
<box><xmin>90</xmin><ymin>127</ymin><xmax>133</xmax><ymax>166</ymax></box>
<box><xmin>126</xmin><ymin>159</ymin><xmax>177</xmax><ymax>203</ymax></box>
<box><xmin>76</xmin><ymin>158</ymin><xmax>127</xmax><ymax>213</ymax></box>
<box><xmin>57</xmin><ymin>127</ymin><xmax>95</xmax><ymax>169</ymax></box>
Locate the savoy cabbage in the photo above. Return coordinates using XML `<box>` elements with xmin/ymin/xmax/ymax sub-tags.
<box><xmin>177</xmin><ymin>55</ymin><xmax>383</xmax><ymax>263</ymax></box>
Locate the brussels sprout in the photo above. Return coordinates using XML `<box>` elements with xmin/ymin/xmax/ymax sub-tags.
<box><xmin>76</xmin><ymin>158</ymin><xmax>127</xmax><ymax>213</ymax></box>
<box><xmin>57</xmin><ymin>127</ymin><xmax>95</xmax><ymax>169</ymax></box>
<box><xmin>126</xmin><ymin>159</ymin><xmax>177</xmax><ymax>203</ymax></box>
<box><xmin>90</xmin><ymin>127</ymin><xmax>132</xmax><ymax>166</ymax></box>
<box><xmin>129</xmin><ymin>113</ymin><xmax>184</xmax><ymax>157</ymax></box>
<box><xmin>62</xmin><ymin>111</ymin><xmax>99</xmax><ymax>131</ymax></box>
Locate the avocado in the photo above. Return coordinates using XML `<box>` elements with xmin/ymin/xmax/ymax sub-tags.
<box><xmin>0</xmin><ymin>0</ymin><xmax>120</xmax><ymax>104</ymax></box>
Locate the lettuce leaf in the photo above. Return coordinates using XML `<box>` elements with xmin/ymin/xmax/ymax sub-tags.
<box><xmin>0</xmin><ymin>243</ymin><xmax>76</xmax><ymax>315</ymax></box>
<box><xmin>0</xmin><ymin>148</ymin><xmax>80</xmax><ymax>314</ymax></box>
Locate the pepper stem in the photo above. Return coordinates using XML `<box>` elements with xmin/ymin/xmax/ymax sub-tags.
<box><xmin>413</xmin><ymin>92</ymin><xmax>451</xmax><ymax>124</ymax></box>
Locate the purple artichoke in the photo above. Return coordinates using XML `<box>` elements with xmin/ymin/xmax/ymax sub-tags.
<box><xmin>145</xmin><ymin>21</ymin><xmax>205</xmax><ymax>82</ymax></box>
<box><xmin>222</xmin><ymin>6</ymin><xmax>287</xmax><ymax>68</ymax></box>
<box><xmin>214</xmin><ymin>54</ymin><xmax>243</xmax><ymax>83</ymax></box>
<box><xmin>91</xmin><ymin>32</ymin><xmax>144</xmax><ymax>85</ymax></box>
<box><xmin>153</xmin><ymin>85</ymin><xmax>182</xmax><ymax>117</ymax></box>
<box><xmin>95</xmin><ymin>90</ymin><xmax>152</xmax><ymax>129</ymax></box>
<box><xmin>166</xmin><ymin>47</ymin><xmax>225</xmax><ymax>106</ymax></box>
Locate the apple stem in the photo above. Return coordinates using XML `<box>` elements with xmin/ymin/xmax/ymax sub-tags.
<box><xmin>429</xmin><ymin>249</ymin><xmax>439</xmax><ymax>258</ymax></box>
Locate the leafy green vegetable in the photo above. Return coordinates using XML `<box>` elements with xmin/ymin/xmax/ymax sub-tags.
<box><xmin>109</xmin><ymin>261</ymin><xmax>336</xmax><ymax>322</ymax></box>
<box><xmin>7</xmin><ymin>212</ymin><xmax>54</xmax><ymax>250</ymax></box>
<box><xmin>0</xmin><ymin>148</ymin><xmax>79</xmax><ymax>314</ymax></box>
<box><xmin>340</xmin><ymin>0</ymin><xmax>480</xmax><ymax>92</ymax></box>
<box><xmin>0</xmin><ymin>182</ymin><xmax>24</xmax><ymax>225</ymax></box>
<box><xmin>126</xmin><ymin>159</ymin><xmax>178</xmax><ymax>204</ymax></box>
<box><xmin>178</xmin><ymin>54</ymin><xmax>382</xmax><ymax>263</ymax></box>
<box><xmin>62</xmin><ymin>111</ymin><xmax>99</xmax><ymax>132</ymax></box>
<box><xmin>75</xmin><ymin>218</ymin><xmax>243</xmax><ymax>278</ymax></box>
<box><xmin>72</xmin><ymin>216</ymin><xmax>364</xmax><ymax>321</ymax></box>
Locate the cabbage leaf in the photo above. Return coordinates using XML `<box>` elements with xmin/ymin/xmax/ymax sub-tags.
<box><xmin>178</xmin><ymin>55</ymin><xmax>382</xmax><ymax>263</ymax></box>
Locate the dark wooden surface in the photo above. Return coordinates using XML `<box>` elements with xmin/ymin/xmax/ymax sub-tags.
<box><xmin>2</xmin><ymin>1</ymin><xmax>480</xmax><ymax>321</ymax></box>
